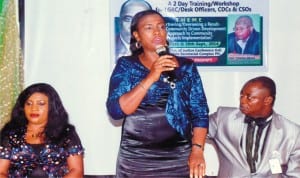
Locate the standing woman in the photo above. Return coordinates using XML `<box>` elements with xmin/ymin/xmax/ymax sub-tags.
<box><xmin>0</xmin><ymin>83</ymin><xmax>84</xmax><ymax>178</ymax></box>
<box><xmin>106</xmin><ymin>10</ymin><xmax>209</xmax><ymax>178</ymax></box>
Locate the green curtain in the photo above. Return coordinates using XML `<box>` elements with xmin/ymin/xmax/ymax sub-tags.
<box><xmin>0</xmin><ymin>0</ymin><xmax>24</xmax><ymax>129</ymax></box>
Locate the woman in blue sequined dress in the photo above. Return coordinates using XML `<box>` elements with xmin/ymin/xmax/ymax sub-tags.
<box><xmin>0</xmin><ymin>83</ymin><xmax>84</xmax><ymax>178</ymax></box>
<box><xmin>106</xmin><ymin>10</ymin><xmax>209</xmax><ymax>178</ymax></box>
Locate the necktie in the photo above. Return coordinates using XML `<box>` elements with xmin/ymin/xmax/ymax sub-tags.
<box><xmin>244</xmin><ymin>116</ymin><xmax>271</xmax><ymax>173</ymax></box>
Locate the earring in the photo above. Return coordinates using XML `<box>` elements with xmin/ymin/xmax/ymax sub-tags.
<box><xmin>135</xmin><ymin>41</ymin><xmax>141</xmax><ymax>49</ymax></box>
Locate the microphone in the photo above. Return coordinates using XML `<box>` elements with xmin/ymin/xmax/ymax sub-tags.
<box><xmin>155</xmin><ymin>45</ymin><xmax>177</xmax><ymax>85</ymax></box>
<box><xmin>156</xmin><ymin>45</ymin><xmax>169</xmax><ymax>56</ymax></box>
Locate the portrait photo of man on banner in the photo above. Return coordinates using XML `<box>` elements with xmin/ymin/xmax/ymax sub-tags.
<box><xmin>227</xmin><ymin>14</ymin><xmax>262</xmax><ymax>66</ymax></box>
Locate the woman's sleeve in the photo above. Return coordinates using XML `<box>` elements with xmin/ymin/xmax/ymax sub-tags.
<box><xmin>189</xmin><ymin>63</ymin><xmax>209</xmax><ymax>128</ymax></box>
<box><xmin>106</xmin><ymin>58</ymin><xmax>134</xmax><ymax>120</ymax></box>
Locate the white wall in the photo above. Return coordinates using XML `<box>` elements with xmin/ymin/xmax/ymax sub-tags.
<box><xmin>24</xmin><ymin>0</ymin><xmax>300</xmax><ymax>175</ymax></box>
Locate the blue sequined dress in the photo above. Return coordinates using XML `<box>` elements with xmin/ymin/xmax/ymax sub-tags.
<box><xmin>0</xmin><ymin>126</ymin><xmax>84</xmax><ymax>178</ymax></box>
<box><xmin>106</xmin><ymin>56</ymin><xmax>209</xmax><ymax>177</ymax></box>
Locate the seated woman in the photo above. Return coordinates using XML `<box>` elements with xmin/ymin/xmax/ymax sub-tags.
<box><xmin>0</xmin><ymin>83</ymin><xmax>84</xmax><ymax>178</ymax></box>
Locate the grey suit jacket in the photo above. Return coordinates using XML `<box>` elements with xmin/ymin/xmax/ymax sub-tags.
<box><xmin>208</xmin><ymin>106</ymin><xmax>300</xmax><ymax>178</ymax></box>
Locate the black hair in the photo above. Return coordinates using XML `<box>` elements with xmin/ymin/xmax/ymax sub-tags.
<box><xmin>1</xmin><ymin>83</ymin><xmax>74</xmax><ymax>144</ymax></box>
<box><xmin>129</xmin><ymin>10</ymin><xmax>165</xmax><ymax>56</ymax></box>
<box><xmin>247</xmin><ymin>76</ymin><xmax>276</xmax><ymax>104</ymax></box>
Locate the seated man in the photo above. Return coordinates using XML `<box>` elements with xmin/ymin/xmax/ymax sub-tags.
<box><xmin>208</xmin><ymin>76</ymin><xmax>300</xmax><ymax>177</ymax></box>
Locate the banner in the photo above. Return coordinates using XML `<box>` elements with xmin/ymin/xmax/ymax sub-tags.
<box><xmin>0</xmin><ymin>0</ymin><xmax>24</xmax><ymax>129</ymax></box>
<box><xmin>110</xmin><ymin>0</ymin><xmax>269</xmax><ymax>70</ymax></box>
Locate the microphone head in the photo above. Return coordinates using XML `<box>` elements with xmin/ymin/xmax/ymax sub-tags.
<box><xmin>156</xmin><ymin>45</ymin><xmax>168</xmax><ymax>56</ymax></box>
<box><xmin>155</xmin><ymin>45</ymin><xmax>176</xmax><ymax>84</ymax></box>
